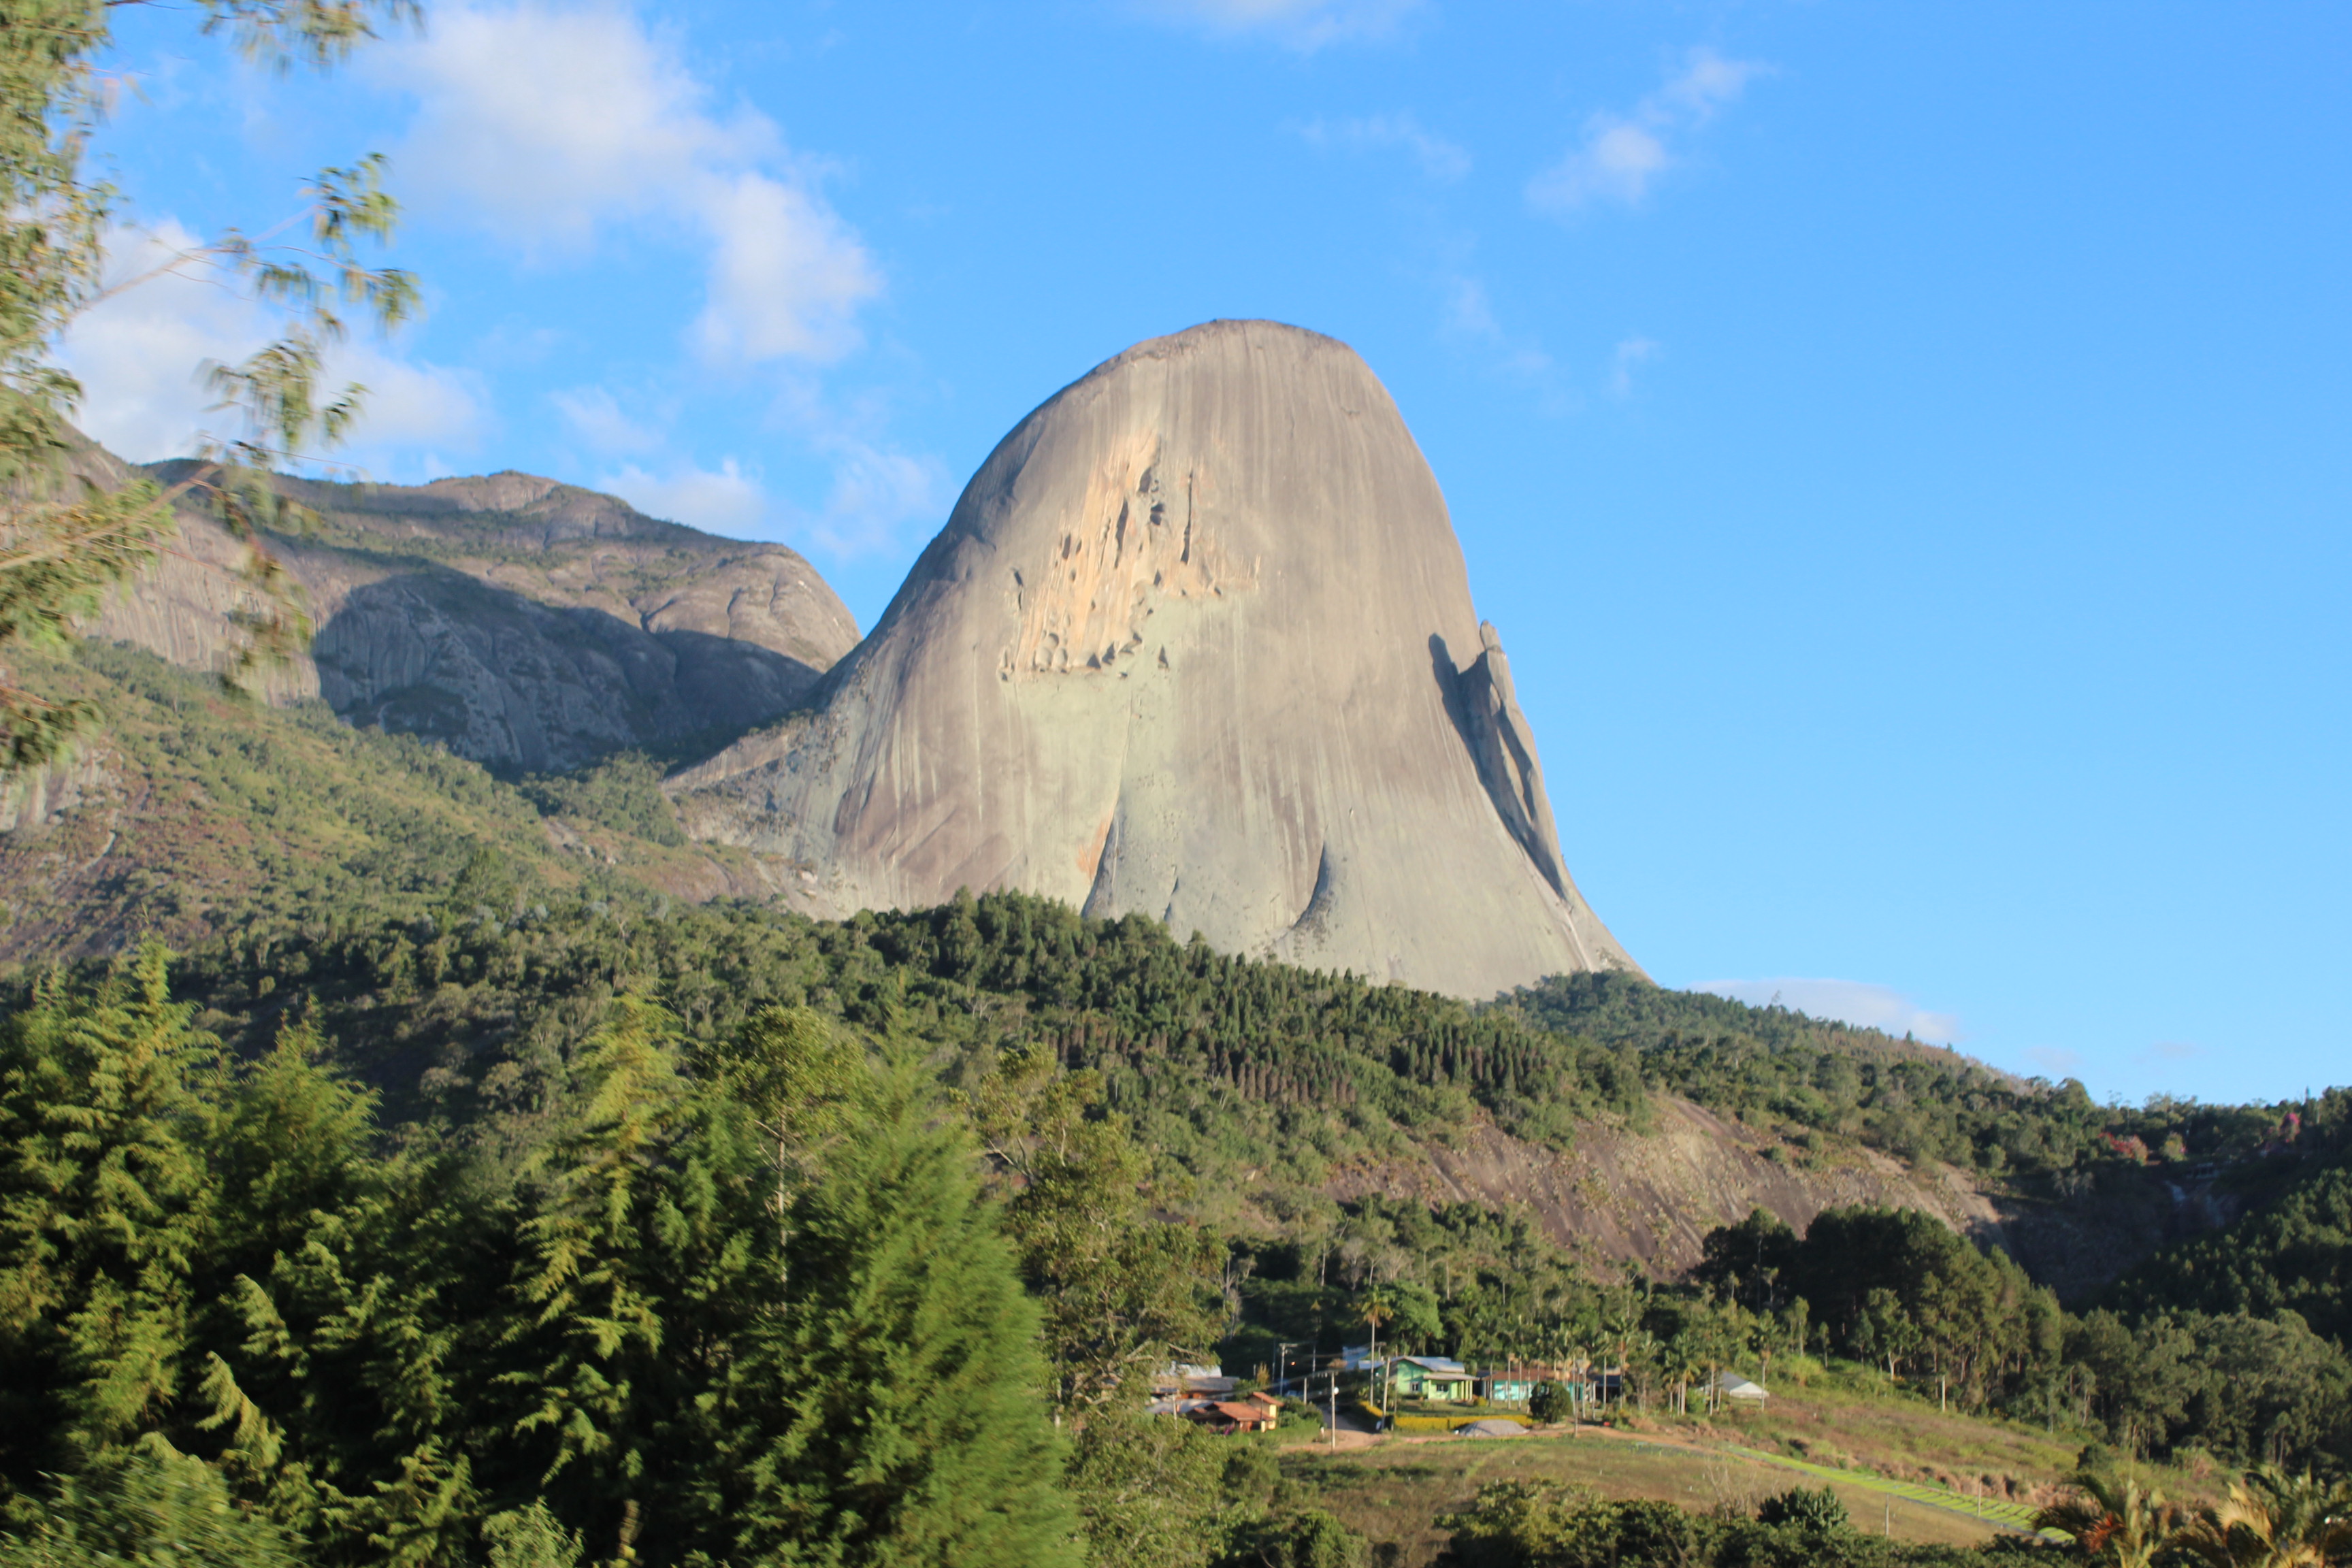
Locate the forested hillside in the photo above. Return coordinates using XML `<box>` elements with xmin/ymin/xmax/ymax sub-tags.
<box><xmin>3</xmin><ymin>653</ymin><xmax>2349</xmax><ymax>1565</ymax></box>
<box><xmin>0</xmin><ymin>644</ymin><xmax>782</xmax><ymax>962</ymax></box>
<box><xmin>2101</xmin><ymin>1154</ymin><xmax>2352</xmax><ymax>1341</ymax></box>
<box><xmin>5</xmin><ymin>891</ymin><xmax>2348</xmax><ymax>1566</ymax></box>
<box><xmin>1510</xmin><ymin>973</ymin><xmax>2306</xmax><ymax>1185</ymax></box>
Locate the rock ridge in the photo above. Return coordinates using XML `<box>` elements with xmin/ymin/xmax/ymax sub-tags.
<box><xmin>84</xmin><ymin>459</ymin><xmax>861</xmax><ymax>773</ymax></box>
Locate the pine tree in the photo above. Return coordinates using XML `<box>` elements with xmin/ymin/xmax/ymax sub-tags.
<box><xmin>741</xmin><ymin>1072</ymin><xmax>1081</xmax><ymax>1568</ymax></box>
<box><xmin>0</xmin><ymin>1435</ymin><xmax>304</xmax><ymax>1568</ymax></box>
<box><xmin>498</xmin><ymin>994</ymin><xmax>774</xmax><ymax>1560</ymax></box>
<box><xmin>0</xmin><ymin>944</ymin><xmax>214</xmax><ymax>1498</ymax></box>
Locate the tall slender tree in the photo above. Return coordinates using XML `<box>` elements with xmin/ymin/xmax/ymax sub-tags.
<box><xmin>0</xmin><ymin>944</ymin><xmax>214</xmax><ymax>1496</ymax></box>
<box><xmin>740</xmin><ymin>1067</ymin><xmax>1080</xmax><ymax>1568</ymax></box>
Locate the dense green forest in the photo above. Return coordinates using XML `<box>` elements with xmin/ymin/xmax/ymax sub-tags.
<box><xmin>3</xmin><ymin>887</ymin><xmax>2347</xmax><ymax>1561</ymax></box>
<box><xmin>2099</xmin><ymin>1160</ymin><xmax>2352</xmax><ymax>1342</ymax></box>
<box><xmin>0</xmin><ymin>946</ymin><xmax>1220</xmax><ymax>1565</ymax></box>
<box><xmin>3</xmin><ymin>645</ymin><xmax>2349</xmax><ymax>1563</ymax></box>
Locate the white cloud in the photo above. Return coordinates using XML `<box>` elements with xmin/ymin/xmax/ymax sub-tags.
<box><xmin>802</xmin><ymin>440</ymin><xmax>946</xmax><ymax>557</ymax></box>
<box><xmin>1298</xmin><ymin>113</ymin><xmax>1469</xmax><ymax>180</ymax></box>
<box><xmin>334</xmin><ymin>341</ymin><xmax>489</xmax><ymax>450</ymax></box>
<box><xmin>57</xmin><ymin>220</ymin><xmax>481</xmax><ymax>463</ymax></box>
<box><xmin>382</xmin><ymin>1</ymin><xmax>879</xmax><ymax>366</ymax></box>
<box><xmin>1657</xmin><ymin>49</ymin><xmax>1766</xmax><ymax>124</ymax></box>
<box><xmin>2026</xmin><ymin>1045</ymin><xmax>2085</xmax><ymax>1077</ymax></box>
<box><xmin>1695</xmin><ymin>977</ymin><xmax>1961</xmax><ymax>1045</ymax></box>
<box><xmin>552</xmin><ymin>385</ymin><xmax>662</xmax><ymax>456</ymax></box>
<box><xmin>602</xmin><ymin>440</ymin><xmax>944</xmax><ymax>557</ymax></box>
<box><xmin>1531</xmin><ymin>120</ymin><xmax>1672</xmax><ymax>209</ymax></box>
<box><xmin>603</xmin><ymin>457</ymin><xmax>767</xmax><ymax>536</ymax></box>
<box><xmin>1528</xmin><ymin>48</ymin><xmax>1770</xmax><ymax>216</ymax></box>
<box><xmin>1139</xmin><ymin>0</ymin><xmax>1420</xmax><ymax>49</ymax></box>
<box><xmin>691</xmin><ymin>173</ymin><xmax>877</xmax><ymax>364</ymax></box>
<box><xmin>1606</xmin><ymin>336</ymin><xmax>1661</xmax><ymax>397</ymax></box>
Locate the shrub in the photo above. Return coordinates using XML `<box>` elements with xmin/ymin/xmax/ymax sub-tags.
<box><xmin>1756</xmin><ymin>1485</ymin><xmax>1850</xmax><ymax>1535</ymax></box>
<box><xmin>1224</xmin><ymin>1509</ymin><xmax>1367</xmax><ymax>1568</ymax></box>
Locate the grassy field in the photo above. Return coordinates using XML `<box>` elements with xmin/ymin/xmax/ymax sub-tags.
<box><xmin>1729</xmin><ymin>1358</ymin><xmax>2081</xmax><ymax>1505</ymax></box>
<box><xmin>1276</xmin><ymin>1360</ymin><xmax>2180</xmax><ymax>1567</ymax></box>
<box><xmin>1281</xmin><ymin>1427</ymin><xmax>2024</xmax><ymax>1567</ymax></box>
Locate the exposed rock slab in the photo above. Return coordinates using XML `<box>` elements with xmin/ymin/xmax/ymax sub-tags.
<box><xmin>673</xmin><ymin>320</ymin><xmax>1638</xmax><ymax>997</ymax></box>
<box><xmin>87</xmin><ymin>463</ymin><xmax>860</xmax><ymax>772</ymax></box>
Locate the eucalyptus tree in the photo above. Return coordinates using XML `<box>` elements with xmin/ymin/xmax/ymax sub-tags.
<box><xmin>0</xmin><ymin>0</ymin><xmax>420</xmax><ymax>768</ymax></box>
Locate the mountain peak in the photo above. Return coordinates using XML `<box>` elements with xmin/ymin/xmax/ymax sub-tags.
<box><xmin>674</xmin><ymin>321</ymin><xmax>1638</xmax><ymax>997</ymax></box>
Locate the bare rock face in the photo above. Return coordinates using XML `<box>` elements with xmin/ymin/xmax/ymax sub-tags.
<box><xmin>674</xmin><ymin>320</ymin><xmax>1639</xmax><ymax>997</ymax></box>
<box><xmin>89</xmin><ymin>463</ymin><xmax>860</xmax><ymax>773</ymax></box>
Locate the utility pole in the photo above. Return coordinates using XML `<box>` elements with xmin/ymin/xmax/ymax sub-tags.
<box><xmin>1328</xmin><ymin>1368</ymin><xmax>1337</xmax><ymax>1453</ymax></box>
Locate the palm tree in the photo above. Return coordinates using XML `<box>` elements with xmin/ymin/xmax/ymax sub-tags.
<box><xmin>1665</xmin><ymin>1341</ymin><xmax>1706</xmax><ymax>1418</ymax></box>
<box><xmin>2172</xmin><ymin>1466</ymin><xmax>2352</xmax><ymax>1568</ymax></box>
<box><xmin>2033</xmin><ymin>1471</ymin><xmax>2178</xmax><ymax>1568</ymax></box>
<box><xmin>1361</xmin><ymin>1288</ymin><xmax>1394</xmax><ymax>1407</ymax></box>
<box><xmin>1362</xmin><ymin>1288</ymin><xmax>1394</xmax><ymax>1358</ymax></box>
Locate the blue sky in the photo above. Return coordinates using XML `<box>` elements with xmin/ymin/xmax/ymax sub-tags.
<box><xmin>74</xmin><ymin>1</ymin><xmax>2350</xmax><ymax>1107</ymax></box>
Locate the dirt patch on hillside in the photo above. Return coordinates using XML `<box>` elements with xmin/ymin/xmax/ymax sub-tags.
<box><xmin>1329</xmin><ymin>1098</ymin><xmax>2215</xmax><ymax>1296</ymax></box>
<box><xmin>1328</xmin><ymin>1098</ymin><xmax>2008</xmax><ymax>1276</ymax></box>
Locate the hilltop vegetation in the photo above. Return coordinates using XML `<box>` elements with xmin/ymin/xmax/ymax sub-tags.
<box><xmin>1510</xmin><ymin>973</ymin><xmax>2302</xmax><ymax>1185</ymax></box>
<box><xmin>0</xmin><ymin>643</ymin><xmax>760</xmax><ymax>960</ymax></box>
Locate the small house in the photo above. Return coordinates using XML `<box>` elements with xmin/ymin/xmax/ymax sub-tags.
<box><xmin>1388</xmin><ymin>1356</ymin><xmax>1476</xmax><ymax>1403</ymax></box>
<box><xmin>1184</xmin><ymin>1400</ymin><xmax>1277</xmax><ymax>1434</ymax></box>
<box><xmin>1151</xmin><ymin>1362</ymin><xmax>1237</xmax><ymax>1399</ymax></box>
<box><xmin>1485</xmin><ymin>1376</ymin><xmax>1535</xmax><ymax>1405</ymax></box>
<box><xmin>1710</xmin><ymin>1373</ymin><xmax>1767</xmax><ymax>1405</ymax></box>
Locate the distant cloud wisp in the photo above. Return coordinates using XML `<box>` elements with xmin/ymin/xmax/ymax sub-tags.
<box><xmin>1528</xmin><ymin>48</ymin><xmax>1770</xmax><ymax>215</ymax></box>
<box><xmin>384</xmin><ymin>1</ymin><xmax>879</xmax><ymax>365</ymax></box>
<box><xmin>1297</xmin><ymin>113</ymin><xmax>1469</xmax><ymax>180</ymax></box>
<box><xmin>552</xmin><ymin>385</ymin><xmax>662</xmax><ymax>457</ymax></box>
<box><xmin>1137</xmin><ymin>0</ymin><xmax>1420</xmax><ymax>50</ymax></box>
<box><xmin>1606</xmin><ymin>336</ymin><xmax>1660</xmax><ymax>397</ymax></box>
<box><xmin>602</xmin><ymin>457</ymin><xmax>767</xmax><ymax>537</ymax></box>
<box><xmin>1695</xmin><ymin>977</ymin><xmax>1961</xmax><ymax>1045</ymax></box>
<box><xmin>601</xmin><ymin>438</ymin><xmax>943</xmax><ymax>559</ymax></box>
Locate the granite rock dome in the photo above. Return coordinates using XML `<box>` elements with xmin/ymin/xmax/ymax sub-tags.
<box><xmin>672</xmin><ymin>320</ymin><xmax>1639</xmax><ymax>996</ymax></box>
